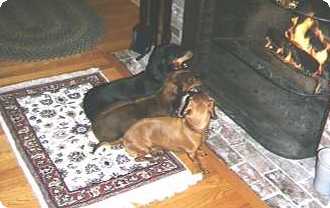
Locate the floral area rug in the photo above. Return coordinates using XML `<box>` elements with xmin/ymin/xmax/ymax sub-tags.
<box><xmin>0</xmin><ymin>68</ymin><xmax>202</xmax><ymax>208</ymax></box>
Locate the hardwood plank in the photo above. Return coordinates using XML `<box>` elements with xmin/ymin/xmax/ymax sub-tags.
<box><xmin>0</xmin><ymin>136</ymin><xmax>39</xmax><ymax>208</ymax></box>
<box><xmin>0</xmin><ymin>0</ymin><xmax>138</xmax><ymax>86</ymax></box>
<box><xmin>148</xmin><ymin>144</ymin><xmax>267</xmax><ymax>208</ymax></box>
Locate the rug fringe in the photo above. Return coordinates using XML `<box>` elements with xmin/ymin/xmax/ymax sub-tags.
<box><xmin>0</xmin><ymin>68</ymin><xmax>100</xmax><ymax>94</ymax></box>
<box><xmin>83</xmin><ymin>169</ymin><xmax>203</xmax><ymax>208</ymax></box>
<box><xmin>0</xmin><ymin>115</ymin><xmax>49</xmax><ymax>208</ymax></box>
<box><xmin>1</xmin><ymin>107</ymin><xmax>203</xmax><ymax>208</ymax></box>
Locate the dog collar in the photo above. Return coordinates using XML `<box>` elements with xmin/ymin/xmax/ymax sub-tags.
<box><xmin>183</xmin><ymin>118</ymin><xmax>208</xmax><ymax>136</ymax></box>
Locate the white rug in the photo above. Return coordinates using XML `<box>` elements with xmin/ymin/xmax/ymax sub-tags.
<box><xmin>0</xmin><ymin>68</ymin><xmax>202</xmax><ymax>208</ymax></box>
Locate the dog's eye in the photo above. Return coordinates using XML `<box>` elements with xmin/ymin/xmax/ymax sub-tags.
<box><xmin>189</xmin><ymin>88</ymin><xmax>199</xmax><ymax>92</ymax></box>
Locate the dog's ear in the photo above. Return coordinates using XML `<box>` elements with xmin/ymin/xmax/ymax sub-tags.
<box><xmin>182</xmin><ymin>105</ymin><xmax>192</xmax><ymax>116</ymax></box>
<box><xmin>208</xmin><ymin>99</ymin><xmax>217</xmax><ymax>119</ymax></box>
<box><xmin>181</xmin><ymin>97</ymin><xmax>193</xmax><ymax>116</ymax></box>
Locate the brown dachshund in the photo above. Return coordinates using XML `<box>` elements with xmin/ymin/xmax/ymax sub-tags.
<box><xmin>92</xmin><ymin>70</ymin><xmax>202</xmax><ymax>149</ymax></box>
<box><xmin>121</xmin><ymin>91</ymin><xmax>215</xmax><ymax>170</ymax></box>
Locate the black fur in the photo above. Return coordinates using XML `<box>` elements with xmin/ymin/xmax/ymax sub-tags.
<box><xmin>92</xmin><ymin>70</ymin><xmax>202</xmax><ymax>144</ymax></box>
<box><xmin>83</xmin><ymin>44</ymin><xmax>183</xmax><ymax>121</ymax></box>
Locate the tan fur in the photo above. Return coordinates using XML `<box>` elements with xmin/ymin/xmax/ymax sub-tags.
<box><xmin>122</xmin><ymin>92</ymin><xmax>215</xmax><ymax>171</ymax></box>
<box><xmin>92</xmin><ymin>70</ymin><xmax>202</xmax><ymax>146</ymax></box>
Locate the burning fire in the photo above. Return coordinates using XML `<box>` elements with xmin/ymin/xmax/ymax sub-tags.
<box><xmin>265</xmin><ymin>15</ymin><xmax>330</xmax><ymax>77</ymax></box>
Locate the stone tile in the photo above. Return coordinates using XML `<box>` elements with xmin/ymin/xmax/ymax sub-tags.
<box><xmin>171</xmin><ymin>36</ymin><xmax>181</xmax><ymax>45</ymax></box>
<box><xmin>113</xmin><ymin>48</ymin><xmax>152</xmax><ymax>76</ymax></box>
<box><xmin>171</xmin><ymin>4</ymin><xmax>183</xmax><ymax>20</ymax></box>
<box><xmin>216</xmin><ymin>109</ymin><xmax>258</xmax><ymax>148</ymax></box>
<box><xmin>320</xmin><ymin>116</ymin><xmax>330</xmax><ymax>146</ymax></box>
<box><xmin>299</xmin><ymin>177</ymin><xmax>330</xmax><ymax>206</ymax></box>
<box><xmin>231</xmin><ymin>162</ymin><xmax>263</xmax><ymax>184</ymax></box>
<box><xmin>295</xmin><ymin>158</ymin><xmax>316</xmax><ymax>176</ymax></box>
<box><xmin>171</xmin><ymin>3</ymin><xmax>184</xmax><ymax>41</ymax></box>
<box><xmin>264</xmin><ymin>152</ymin><xmax>312</xmax><ymax>182</ymax></box>
<box><xmin>135</xmin><ymin>50</ymin><xmax>152</xmax><ymax>68</ymax></box>
<box><xmin>265</xmin><ymin>170</ymin><xmax>312</xmax><ymax>206</ymax></box>
<box><xmin>299</xmin><ymin>200</ymin><xmax>323</xmax><ymax>208</ymax></box>
<box><xmin>172</xmin><ymin>18</ymin><xmax>183</xmax><ymax>29</ymax></box>
<box><xmin>218</xmin><ymin>123</ymin><xmax>236</xmax><ymax>138</ymax></box>
<box><xmin>219</xmin><ymin>124</ymin><xmax>246</xmax><ymax>147</ymax></box>
<box><xmin>170</xmin><ymin>25</ymin><xmax>181</xmax><ymax>39</ymax></box>
<box><xmin>113</xmin><ymin>50</ymin><xmax>132</xmax><ymax>60</ymax></box>
<box><xmin>208</xmin><ymin>118</ymin><xmax>222</xmax><ymax>138</ymax></box>
<box><xmin>120</xmin><ymin>58</ymin><xmax>144</xmax><ymax>75</ymax></box>
<box><xmin>173</xmin><ymin>0</ymin><xmax>185</xmax><ymax>8</ymax></box>
<box><xmin>265</xmin><ymin>194</ymin><xmax>296</xmax><ymax>208</ymax></box>
<box><xmin>215</xmin><ymin>108</ymin><xmax>238</xmax><ymax>125</ymax></box>
<box><xmin>206</xmin><ymin>135</ymin><xmax>243</xmax><ymax>166</ymax></box>
<box><xmin>127</xmin><ymin>49</ymin><xmax>142</xmax><ymax>58</ymax></box>
<box><xmin>250</xmin><ymin>178</ymin><xmax>278</xmax><ymax>199</ymax></box>
<box><xmin>171</xmin><ymin>24</ymin><xmax>183</xmax><ymax>40</ymax></box>
<box><xmin>320</xmin><ymin>130</ymin><xmax>330</xmax><ymax>147</ymax></box>
<box><xmin>233</xmin><ymin>141</ymin><xmax>277</xmax><ymax>174</ymax></box>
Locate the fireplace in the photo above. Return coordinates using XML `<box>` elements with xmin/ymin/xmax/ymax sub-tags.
<box><xmin>181</xmin><ymin>0</ymin><xmax>330</xmax><ymax>159</ymax></box>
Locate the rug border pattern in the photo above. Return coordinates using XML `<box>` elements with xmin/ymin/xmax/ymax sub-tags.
<box><xmin>0</xmin><ymin>69</ymin><xmax>187</xmax><ymax>208</ymax></box>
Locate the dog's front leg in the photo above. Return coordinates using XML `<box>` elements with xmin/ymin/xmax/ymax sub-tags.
<box><xmin>186</xmin><ymin>150</ymin><xmax>205</xmax><ymax>174</ymax></box>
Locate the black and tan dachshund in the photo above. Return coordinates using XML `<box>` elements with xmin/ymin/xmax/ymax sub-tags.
<box><xmin>83</xmin><ymin>44</ymin><xmax>192</xmax><ymax>121</ymax></box>
<box><xmin>92</xmin><ymin>70</ymin><xmax>202</xmax><ymax>147</ymax></box>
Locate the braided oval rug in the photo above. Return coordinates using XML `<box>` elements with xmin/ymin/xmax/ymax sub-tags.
<box><xmin>0</xmin><ymin>0</ymin><xmax>104</xmax><ymax>61</ymax></box>
<box><xmin>0</xmin><ymin>68</ymin><xmax>202</xmax><ymax>208</ymax></box>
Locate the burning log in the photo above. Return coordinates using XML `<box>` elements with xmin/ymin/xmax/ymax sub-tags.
<box><xmin>264</xmin><ymin>15</ymin><xmax>330</xmax><ymax>94</ymax></box>
<box><xmin>264</xmin><ymin>50</ymin><xmax>318</xmax><ymax>94</ymax></box>
<box><xmin>266</xmin><ymin>27</ymin><xmax>319</xmax><ymax>76</ymax></box>
<box><xmin>265</xmin><ymin>16</ymin><xmax>330</xmax><ymax>75</ymax></box>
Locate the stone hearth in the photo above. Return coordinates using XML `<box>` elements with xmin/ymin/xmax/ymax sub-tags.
<box><xmin>114</xmin><ymin>48</ymin><xmax>330</xmax><ymax>208</ymax></box>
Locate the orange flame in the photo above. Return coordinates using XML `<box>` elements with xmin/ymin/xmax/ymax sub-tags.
<box><xmin>265</xmin><ymin>16</ymin><xmax>330</xmax><ymax>77</ymax></box>
<box><xmin>285</xmin><ymin>16</ymin><xmax>329</xmax><ymax>76</ymax></box>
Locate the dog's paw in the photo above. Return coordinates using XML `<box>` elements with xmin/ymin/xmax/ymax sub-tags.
<box><xmin>197</xmin><ymin>150</ymin><xmax>208</xmax><ymax>157</ymax></box>
<box><xmin>150</xmin><ymin>150</ymin><xmax>164</xmax><ymax>157</ymax></box>
<box><xmin>202</xmin><ymin>168</ymin><xmax>210</xmax><ymax>175</ymax></box>
<box><xmin>134</xmin><ymin>156</ymin><xmax>148</xmax><ymax>162</ymax></box>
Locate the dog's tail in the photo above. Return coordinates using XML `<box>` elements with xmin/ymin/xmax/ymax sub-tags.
<box><xmin>92</xmin><ymin>140</ymin><xmax>123</xmax><ymax>154</ymax></box>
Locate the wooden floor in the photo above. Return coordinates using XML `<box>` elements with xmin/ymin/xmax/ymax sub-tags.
<box><xmin>0</xmin><ymin>0</ymin><xmax>268</xmax><ymax>207</ymax></box>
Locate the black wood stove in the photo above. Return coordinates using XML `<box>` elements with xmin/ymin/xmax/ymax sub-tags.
<box><xmin>181</xmin><ymin>0</ymin><xmax>330</xmax><ymax>159</ymax></box>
